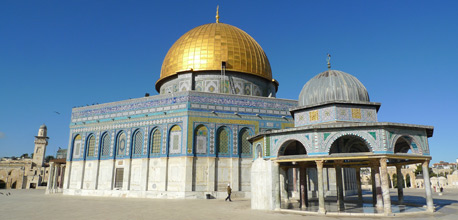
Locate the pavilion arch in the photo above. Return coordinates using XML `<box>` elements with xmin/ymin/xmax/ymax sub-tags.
<box><xmin>194</xmin><ymin>124</ymin><xmax>209</xmax><ymax>155</ymax></box>
<box><xmin>325</xmin><ymin>132</ymin><xmax>374</xmax><ymax>154</ymax></box>
<box><xmin>255</xmin><ymin>143</ymin><xmax>263</xmax><ymax>158</ymax></box>
<box><xmin>277</xmin><ymin>139</ymin><xmax>307</xmax><ymax>156</ymax></box>
<box><xmin>393</xmin><ymin>135</ymin><xmax>422</xmax><ymax>154</ymax></box>
<box><xmin>328</xmin><ymin>134</ymin><xmax>372</xmax><ymax>154</ymax></box>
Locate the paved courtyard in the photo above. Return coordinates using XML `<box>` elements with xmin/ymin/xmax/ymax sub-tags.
<box><xmin>1</xmin><ymin>188</ymin><xmax>458</xmax><ymax>220</ymax></box>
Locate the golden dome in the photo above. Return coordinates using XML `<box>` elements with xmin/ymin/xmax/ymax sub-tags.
<box><xmin>156</xmin><ymin>23</ymin><xmax>272</xmax><ymax>89</ymax></box>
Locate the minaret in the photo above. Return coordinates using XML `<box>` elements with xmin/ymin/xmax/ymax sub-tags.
<box><xmin>33</xmin><ymin>124</ymin><xmax>49</xmax><ymax>167</ymax></box>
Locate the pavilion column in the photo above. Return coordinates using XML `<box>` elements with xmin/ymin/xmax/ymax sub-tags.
<box><xmin>316</xmin><ymin>160</ymin><xmax>326</xmax><ymax>214</ymax></box>
<box><xmin>396</xmin><ymin>165</ymin><xmax>404</xmax><ymax>204</ymax></box>
<box><xmin>279</xmin><ymin>167</ymin><xmax>288</xmax><ymax>203</ymax></box>
<box><xmin>422</xmin><ymin>160</ymin><xmax>434</xmax><ymax>212</ymax></box>
<box><xmin>355</xmin><ymin>167</ymin><xmax>363</xmax><ymax>202</ymax></box>
<box><xmin>404</xmin><ymin>175</ymin><xmax>407</xmax><ymax>189</ymax></box>
<box><xmin>293</xmin><ymin>168</ymin><xmax>298</xmax><ymax>192</ymax></box>
<box><xmin>379</xmin><ymin>158</ymin><xmax>392</xmax><ymax>214</ymax></box>
<box><xmin>390</xmin><ymin>176</ymin><xmax>394</xmax><ymax>189</ymax></box>
<box><xmin>371</xmin><ymin>165</ymin><xmax>376</xmax><ymax>206</ymax></box>
<box><xmin>53</xmin><ymin>164</ymin><xmax>59</xmax><ymax>190</ymax></box>
<box><xmin>335</xmin><ymin>161</ymin><xmax>345</xmax><ymax>211</ymax></box>
<box><xmin>300</xmin><ymin>166</ymin><xmax>308</xmax><ymax>209</ymax></box>
<box><xmin>46</xmin><ymin>162</ymin><xmax>55</xmax><ymax>194</ymax></box>
<box><xmin>372</xmin><ymin>162</ymin><xmax>383</xmax><ymax>210</ymax></box>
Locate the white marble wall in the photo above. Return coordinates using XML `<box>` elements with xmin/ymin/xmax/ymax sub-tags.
<box><xmin>63</xmin><ymin>156</ymin><xmax>252</xmax><ymax>199</ymax></box>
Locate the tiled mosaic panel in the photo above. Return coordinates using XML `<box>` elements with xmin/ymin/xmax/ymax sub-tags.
<box><xmin>240</xmin><ymin>129</ymin><xmax>251</xmax><ymax>155</ymax></box>
<box><xmin>133</xmin><ymin>130</ymin><xmax>143</xmax><ymax>155</ymax></box>
<box><xmin>217</xmin><ymin>128</ymin><xmax>230</xmax><ymax>155</ymax></box>
<box><xmin>86</xmin><ymin>135</ymin><xmax>95</xmax><ymax>157</ymax></box>
<box><xmin>150</xmin><ymin>130</ymin><xmax>161</xmax><ymax>154</ymax></box>
<box><xmin>101</xmin><ymin>133</ymin><xmax>110</xmax><ymax>156</ymax></box>
<box><xmin>117</xmin><ymin>132</ymin><xmax>126</xmax><ymax>156</ymax></box>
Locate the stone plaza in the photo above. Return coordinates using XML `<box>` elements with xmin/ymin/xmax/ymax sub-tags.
<box><xmin>1</xmin><ymin>188</ymin><xmax>458</xmax><ymax>220</ymax></box>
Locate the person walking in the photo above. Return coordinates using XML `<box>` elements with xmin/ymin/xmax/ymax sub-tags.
<box><xmin>225</xmin><ymin>183</ymin><xmax>232</xmax><ymax>202</ymax></box>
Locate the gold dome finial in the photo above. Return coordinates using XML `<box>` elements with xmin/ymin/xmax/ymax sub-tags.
<box><xmin>327</xmin><ymin>53</ymin><xmax>331</xmax><ymax>69</ymax></box>
<box><xmin>216</xmin><ymin>5</ymin><xmax>220</xmax><ymax>23</ymax></box>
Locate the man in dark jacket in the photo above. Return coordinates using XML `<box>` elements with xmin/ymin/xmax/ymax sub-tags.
<box><xmin>225</xmin><ymin>184</ymin><xmax>232</xmax><ymax>202</ymax></box>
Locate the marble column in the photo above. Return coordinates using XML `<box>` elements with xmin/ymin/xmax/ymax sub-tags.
<box><xmin>396</xmin><ymin>165</ymin><xmax>404</xmax><ymax>204</ymax></box>
<box><xmin>355</xmin><ymin>167</ymin><xmax>363</xmax><ymax>202</ymax></box>
<box><xmin>316</xmin><ymin>160</ymin><xmax>326</xmax><ymax>214</ymax></box>
<box><xmin>371</xmin><ymin>165</ymin><xmax>376</xmax><ymax>206</ymax></box>
<box><xmin>293</xmin><ymin>168</ymin><xmax>297</xmax><ymax>192</ymax></box>
<box><xmin>53</xmin><ymin>165</ymin><xmax>59</xmax><ymax>190</ymax></box>
<box><xmin>46</xmin><ymin>162</ymin><xmax>55</xmax><ymax>193</ymax></box>
<box><xmin>279</xmin><ymin>167</ymin><xmax>288</xmax><ymax>203</ymax></box>
<box><xmin>422</xmin><ymin>160</ymin><xmax>434</xmax><ymax>212</ymax></box>
<box><xmin>300</xmin><ymin>166</ymin><xmax>308</xmax><ymax>209</ymax></box>
<box><xmin>380</xmin><ymin>158</ymin><xmax>392</xmax><ymax>214</ymax></box>
<box><xmin>372</xmin><ymin>162</ymin><xmax>383</xmax><ymax>210</ymax></box>
<box><xmin>335</xmin><ymin>162</ymin><xmax>345</xmax><ymax>211</ymax></box>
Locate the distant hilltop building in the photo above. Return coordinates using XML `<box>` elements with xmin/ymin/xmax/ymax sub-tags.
<box><xmin>0</xmin><ymin>124</ymin><xmax>50</xmax><ymax>189</ymax></box>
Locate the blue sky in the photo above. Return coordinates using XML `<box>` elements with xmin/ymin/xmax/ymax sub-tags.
<box><xmin>1</xmin><ymin>1</ymin><xmax>457</xmax><ymax>163</ymax></box>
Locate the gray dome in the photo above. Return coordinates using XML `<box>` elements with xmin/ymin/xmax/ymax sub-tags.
<box><xmin>40</xmin><ymin>124</ymin><xmax>47</xmax><ymax>129</ymax></box>
<box><xmin>299</xmin><ymin>70</ymin><xmax>369</xmax><ymax>106</ymax></box>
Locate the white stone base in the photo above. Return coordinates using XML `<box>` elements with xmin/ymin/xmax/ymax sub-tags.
<box><xmin>63</xmin><ymin>189</ymin><xmax>250</xmax><ymax>200</ymax></box>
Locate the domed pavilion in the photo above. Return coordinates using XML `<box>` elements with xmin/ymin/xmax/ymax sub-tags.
<box><xmin>250</xmin><ymin>61</ymin><xmax>435</xmax><ymax>215</ymax></box>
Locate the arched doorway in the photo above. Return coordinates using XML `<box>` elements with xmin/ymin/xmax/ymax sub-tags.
<box><xmin>328</xmin><ymin>135</ymin><xmax>370</xmax><ymax>210</ymax></box>
<box><xmin>278</xmin><ymin>140</ymin><xmax>307</xmax><ymax>209</ymax></box>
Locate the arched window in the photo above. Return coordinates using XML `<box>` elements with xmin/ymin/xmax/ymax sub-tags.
<box><xmin>86</xmin><ymin>134</ymin><xmax>96</xmax><ymax>157</ymax></box>
<box><xmin>132</xmin><ymin>130</ymin><xmax>143</xmax><ymax>155</ymax></box>
<box><xmin>73</xmin><ymin>134</ymin><xmax>82</xmax><ymax>158</ymax></box>
<box><xmin>116</xmin><ymin>132</ymin><xmax>126</xmax><ymax>156</ymax></box>
<box><xmin>169</xmin><ymin>125</ymin><xmax>182</xmax><ymax>154</ymax></box>
<box><xmin>194</xmin><ymin>125</ymin><xmax>208</xmax><ymax>154</ymax></box>
<box><xmin>216</xmin><ymin>127</ymin><xmax>230</xmax><ymax>156</ymax></box>
<box><xmin>150</xmin><ymin>129</ymin><xmax>161</xmax><ymax>155</ymax></box>
<box><xmin>239</xmin><ymin>128</ymin><xmax>251</xmax><ymax>156</ymax></box>
<box><xmin>101</xmin><ymin>132</ymin><xmax>110</xmax><ymax>157</ymax></box>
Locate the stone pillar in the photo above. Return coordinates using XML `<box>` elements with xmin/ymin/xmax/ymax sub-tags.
<box><xmin>316</xmin><ymin>160</ymin><xmax>326</xmax><ymax>214</ymax></box>
<box><xmin>422</xmin><ymin>160</ymin><xmax>434</xmax><ymax>212</ymax></box>
<box><xmin>46</xmin><ymin>162</ymin><xmax>55</xmax><ymax>194</ymax></box>
<box><xmin>300</xmin><ymin>166</ymin><xmax>308</xmax><ymax>209</ymax></box>
<box><xmin>293</xmin><ymin>168</ymin><xmax>297</xmax><ymax>192</ymax></box>
<box><xmin>207</xmin><ymin>157</ymin><xmax>216</xmax><ymax>192</ymax></box>
<box><xmin>396</xmin><ymin>165</ymin><xmax>404</xmax><ymax>204</ymax></box>
<box><xmin>355</xmin><ymin>167</ymin><xmax>363</xmax><ymax>202</ymax></box>
<box><xmin>53</xmin><ymin>164</ymin><xmax>59</xmax><ymax>190</ymax></box>
<box><xmin>404</xmin><ymin>176</ymin><xmax>407</xmax><ymax>189</ymax></box>
<box><xmin>372</xmin><ymin>162</ymin><xmax>383</xmax><ymax>210</ymax></box>
<box><xmin>390</xmin><ymin>176</ymin><xmax>394</xmax><ymax>189</ymax></box>
<box><xmin>380</xmin><ymin>158</ymin><xmax>392</xmax><ymax>214</ymax></box>
<box><xmin>274</xmin><ymin>163</ymin><xmax>281</xmax><ymax>210</ymax></box>
<box><xmin>279</xmin><ymin>167</ymin><xmax>288</xmax><ymax>202</ymax></box>
<box><xmin>335</xmin><ymin>162</ymin><xmax>345</xmax><ymax>211</ymax></box>
<box><xmin>371</xmin><ymin>165</ymin><xmax>377</xmax><ymax>206</ymax></box>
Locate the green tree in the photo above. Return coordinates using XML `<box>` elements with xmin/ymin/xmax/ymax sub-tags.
<box><xmin>45</xmin><ymin>155</ymin><xmax>55</xmax><ymax>162</ymax></box>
